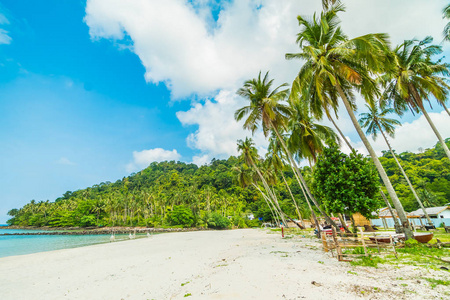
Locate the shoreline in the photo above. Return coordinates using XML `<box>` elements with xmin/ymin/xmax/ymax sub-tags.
<box><xmin>1</xmin><ymin>229</ymin><xmax>448</xmax><ymax>299</ymax></box>
<box><xmin>1</xmin><ymin>225</ymin><xmax>213</xmax><ymax>235</ymax></box>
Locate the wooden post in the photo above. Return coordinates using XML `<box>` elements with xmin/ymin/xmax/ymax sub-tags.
<box><xmin>389</xmin><ymin>234</ymin><xmax>397</xmax><ymax>259</ymax></box>
<box><xmin>321</xmin><ymin>232</ymin><xmax>329</xmax><ymax>252</ymax></box>
<box><xmin>332</xmin><ymin>227</ymin><xmax>343</xmax><ymax>261</ymax></box>
<box><xmin>382</xmin><ymin>218</ymin><xmax>388</xmax><ymax>229</ymax></box>
<box><xmin>358</xmin><ymin>228</ymin><xmax>368</xmax><ymax>257</ymax></box>
<box><xmin>373</xmin><ymin>233</ymin><xmax>380</xmax><ymax>254</ymax></box>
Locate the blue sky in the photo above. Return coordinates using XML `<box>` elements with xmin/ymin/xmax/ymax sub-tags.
<box><xmin>0</xmin><ymin>0</ymin><xmax>194</xmax><ymax>222</ymax></box>
<box><xmin>1</xmin><ymin>0</ymin><xmax>450</xmax><ymax>223</ymax></box>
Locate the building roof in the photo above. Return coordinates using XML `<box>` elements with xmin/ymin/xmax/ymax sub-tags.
<box><xmin>374</xmin><ymin>207</ymin><xmax>398</xmax><ymax>218</ymax></box>
<box><xmin>409</xmin><ymin>206</ymin><xmax>449</xmax><ymax>217</ymax></box>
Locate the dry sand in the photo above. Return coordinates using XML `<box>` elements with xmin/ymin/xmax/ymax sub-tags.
<box><xmin>0</xmin><ymin>229</ymin><xmax>448</xmax><ymax>300</ymax></box>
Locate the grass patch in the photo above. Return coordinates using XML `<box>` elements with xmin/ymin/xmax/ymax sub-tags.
<box><xmin>184</xmin><ymin>293</ymin><xmax>192</xmax><ymax>297</ymax></box>
<box><xmin>181</xmin><ymin>281</ymin><xmax>190</xmax><ymax>286</ymax></box>
<box><xmin>350</xmin><ymin>255</ymin><xmax>384</xmax><ymax>267</ymax></box>
<box><xmin>423</xmin><ymin>277</ymin><xmax>450</xmax><ymax>288</ymax></box>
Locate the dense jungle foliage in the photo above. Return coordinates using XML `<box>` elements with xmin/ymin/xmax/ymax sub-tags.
<box><xmin>7</xmin><ymin>140</ymin><xmax>450</xmax><ymax>228</ymax></box>
<box><xmin>6</xmin><ymin>157</ymin><xmax>313</xmax><ymax>228</ymax></box>
<box><xmin>379</xmin><ymin>139</ymin><xmax>450</xmax><ymax>211</ymax></box>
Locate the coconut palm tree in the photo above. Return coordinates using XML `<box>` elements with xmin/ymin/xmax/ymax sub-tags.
<box><xmin>382</xmin><ymin>37</ymin><xmax>450</xmax><ymax>160</ymax></box>
<box><xmin>287</xmin><ymin>99</ymin><xmax>339</xmax><ymax>165</ymax></box>
<box><xmin>236</xmin><ymin>137</ymin><xmax>286</xmax><ymax>225</ymax></box>
<box><xmin>322</xmin><ymin>0</ymin><xmax>339</xmax><ymax>11</ymax></box>
<box><xmin>285</xmin><ymin>4</ymin><xmax>413</xmax><ymax>238</ymax></box>
<box><xmin>443</xmin><ymin>4</ymin><xmax>450</xmax><ymax>42</ymax></box>
<box><xmin>359</xmin><ymin>102</ymin><xmax>433</xmax><ymax>225</ymax></box>
<box><xmin>266</xmin><ymin>137</ymin><xmax>309</xmax><ymax>229</ymax></box>
<box><xmin>235</xmin><ymin>72</ymin><xmax>339</xmax><ymax>230</ymax></box>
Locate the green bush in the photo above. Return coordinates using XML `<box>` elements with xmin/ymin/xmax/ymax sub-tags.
<box><xmin>405</xmin><ymin>238</ymin><xmax>420</xmax><ymax>247</ymax></box>
<box><xmin>166</xmin><ymin>205</ymin><xmax>195</xmax><ymax>227</ymax></box>
<box><xmin>245</xmin><ymin>218</ymin><xmax>261</xmax><ymax>228</ymax></box>
<box><xmin>206</xmin><ymin>212</ymin><xmax>230</xmax><ymax>229</ymax></box>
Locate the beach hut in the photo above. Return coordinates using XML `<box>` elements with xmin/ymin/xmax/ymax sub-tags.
<box><xmin>351</xmin><ymin>213</ymin><xmax>371</xmax><ymax>226</ymax></box>
<box><xmin>408</xmin><ymin>206</ymin><xmax>450</xmax><ymax>219</ymax></box>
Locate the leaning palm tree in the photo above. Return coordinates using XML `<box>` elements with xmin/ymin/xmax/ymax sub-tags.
<box><xmin>382</xmin><ymin>37</ymin><xmax>450</xmax><ymax>160</ymax></box>
<box><xmin>443</xmin><ymin>4</ymin><xmax>450</xmax><ymax>42</ymax></box>
<box><xmin>322</xmin><ymin>0</ymin><xmax>339</xmax><ymax>11</ymax></box>
<box><xmin>266</xmin><ymin>136</ymin><xmax>310</xmax><ymax>229</ymax></box>
<box><xmin>287</xmin><ymin>99</ymin><xmax>339</xmax><ymax>165</ymax></box>
<box><xmin>236</xmin><ymin>137</ymin><xmax>287</xmax><ymax>225</ymax></box>
<box><xmin>359</xmin><ymin>102</ymin><xmax>433</xmax><ymax>225</ymax></box>
<box><xmin>235</xmin><ymin>71</ymin><xmax>339</xmax><ymax>230</ymax></box>
<box><xmin>285</xmin><ymin>4</ymin><xmax>413</xmax><ymax>238</ymax></box>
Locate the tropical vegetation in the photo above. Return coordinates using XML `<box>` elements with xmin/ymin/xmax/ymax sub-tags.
<box><xmin>7</xmin><ymin>2</ymin><xmax>450</xmax><ymax>239</ymax></box>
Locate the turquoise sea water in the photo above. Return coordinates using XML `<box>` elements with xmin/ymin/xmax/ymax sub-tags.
<box><xmin>0</xmin><ymin>226</ymin><xmax>148</xmax><ymax>258</ymax></box>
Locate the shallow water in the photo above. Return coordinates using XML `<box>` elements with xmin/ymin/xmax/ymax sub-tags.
<box><xmin>0</xmin><ymin>227</ymin><xmax>150</xmax><ymax>258</ymax></box>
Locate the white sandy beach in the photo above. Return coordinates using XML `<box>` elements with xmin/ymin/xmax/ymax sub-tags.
<box><xmin>0</xmin><ymin>229</ymin><xmax>447</xmax><ymax>300</ymax></box>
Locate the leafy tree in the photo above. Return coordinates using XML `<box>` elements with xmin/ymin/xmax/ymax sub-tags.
<box><xmin>313</xmin><ymin>145</ymin><xmax>381</xmax><ymax>222</ymax></box>
<box><xmin>166</xmin><ymin>205</ymin><xmax>195</xmax><ymax>227</ymax></box>
<box><xmin>286</xmin><ymin>4</ymin><xmax>412</xmax><ymax>238</ymax></box>
<box><xmin>204</xmin><ymin>212</ymin><xmax>231</xmax><ymax>229</ymax></box>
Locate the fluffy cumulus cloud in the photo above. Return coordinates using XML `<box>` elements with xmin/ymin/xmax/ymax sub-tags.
<box><xmin>176</xmin><ymin>90</ymin><xmax>268</xmax><ymax>164</ymax></box>
<box><xmin>84</xmin><ymin>0</ymin><xmax>319</xmax><ymax>98</ymax></box>
<box><xmin>85</xmin><ymin>0</ymin><xmax>450</xmax><ymax>163</ymax></box>
<box><xmin>126</xmin><ymin>148</ymin><xmax>181</xmax><ymax>172</ymax></box>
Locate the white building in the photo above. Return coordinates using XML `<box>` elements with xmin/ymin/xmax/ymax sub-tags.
<box><xmin>409</xmin><ymin>206</ymin><xmax>450</xmax><ymax>219</ymax></box>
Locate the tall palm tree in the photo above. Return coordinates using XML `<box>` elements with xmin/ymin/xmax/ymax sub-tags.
<box><xmin>443</xmin><ymin>4</ymin><xmax>450</xmax><ymax>42</ymax></box>
<box><xmin>266</xmin><ymin>138</ymin><xmax>309</xmax><ymax>229</ymax></box>
<box><xmin>359</xmin><ymin>102</ymin><xmax>433</xmax><ymax>225</ymax></box>
<box><xmin>382</xmin><ymin>37</ymin><xmax>450</xmax><ymax>160</ymax></box>
<box><xmin>236</xmin><ymin>137</ymin><xmax>286</xmax><ymax>225</ymax></box>
<box><xmin>285</xmin><ymin>4</ymin><xmax>413</xmax><ymax>238</ymax></box>
<box><xmin>322</xmin><ymin>0</ymin><xmax>339</xmax><ymax>11</ymax></box>
<box><xmin>235</xmin><ymin>72</ymin><xmax>339</xmax><ymax>230</ymax></box>
<box><xmin>287</xmin><ymin>99</ymin><xmax>339</xmax><ymax>165</ymax></box>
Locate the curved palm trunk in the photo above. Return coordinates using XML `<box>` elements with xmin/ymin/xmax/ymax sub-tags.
<box><xmin>253</xmin><ymin>183</ymin><xmax>281</xmax><ymax>226</ymax></box>
<box><xmin>269</xmin><ymin>121</ymin><xmax>337</xmax><ymax>231</ymax></box>
<box><xmin>338</xmin><ymin>213</ymin><xmax>349</xmax><ymax>232</ymax></box>
<box><xmin>329</xmin><ymin>115</ymin><xmax>353</xmax><ymax>151</ymax></box>
<box><xmin>442</xmin><ymin>102</ymin><xmax>450</xmax><ymax>117</ymax></box>
<box><xmin>419</xmin><ymin>106</ymin><xmax>450</xmax><ymax>161</ymax></box>
<box><xmin>379</xmin><ymin>189</ymin><xmax>401</xmax><ymax>229</ymax></box>
<box><xmin>377</xmin><ymin>124</ymin><xmax>433</xmax><ymax>225</ymax></box>
<box><xmin>290</xmin><ymin>164</ymin><xmax>321</xmax><ymax>233</ymax></box>
<box><xmin>249</xmin><ymin>159</ymin><xmax>288</xmax><ymax>226</ymax></box>
<box><xmin>281</xmin><ymin>172</ymin><xmax>305</xmax><ymax>228</ymax></box>
<box><xmin>336</xmin><ymin>84</ymin><xmax>412</xmax><ymax>239</ymax></box>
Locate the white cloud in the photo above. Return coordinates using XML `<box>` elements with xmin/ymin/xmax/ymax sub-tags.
<box><xmin>56</xmin><ymin>157</ymin><xmax>76</xmax><ymax>166</ymax></box>
<box><xmin>85</xmin><ymin>0</ymin><xmax>450</xmax><ymax>161</ymax></box>
<box><xmin>341</xmin><ymin>0</ymin><xmax>448</xmax><ymax>47</ymax></box>
<box><xmin>84</xmin><ymin>0</ymin><xmax>320</xmax><ymax>98</ymax></box>
<box><xmin>347</xmin><ymin>111</ymin><xmax>450</xmax><ymax>156</ymax></box>
<box><xmin>126</xmin><ymin>148</ymin><xmax>181</xmax><ymax>172</ymax></box>
<box><xmin>176</xmin><ymin>89</ymin><xmax>268</xmax><ymax>163</ymax></box>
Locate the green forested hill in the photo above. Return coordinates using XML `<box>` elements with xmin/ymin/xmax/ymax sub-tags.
<box><xmin>379</xmin><ymin>140</ymin><xmax>450</xmax><ymax>211</ymax></box>
<box><xmin>7</xmin><ymin>141</ymin><xmax>450</xmax><ymax>228</ymax></box>
<box><xmin>6</xmin><ymin>157</ymin><xmax>309</xmax><ymax>228</ymax></box>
